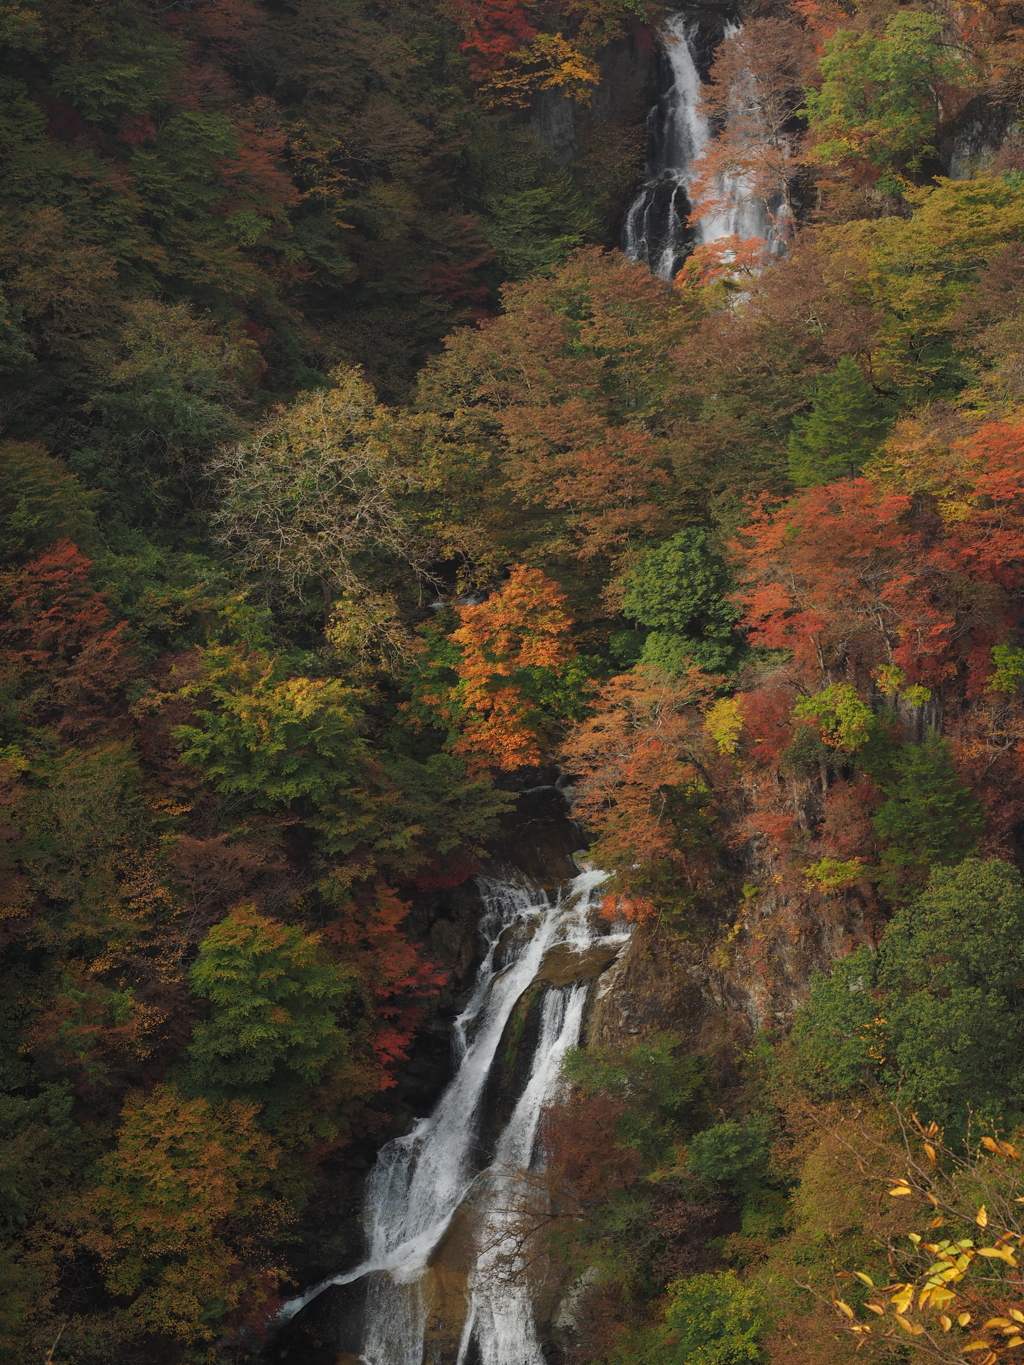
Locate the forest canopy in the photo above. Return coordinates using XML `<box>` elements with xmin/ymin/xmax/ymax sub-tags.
<box><xmin>5</xmin><ymin>0</ymin><xmax>1024</xmax><ymax>1360</ymax></box>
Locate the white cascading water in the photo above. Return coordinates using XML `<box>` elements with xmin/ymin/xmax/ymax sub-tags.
<box><xmin>455</xmin><ymin>985</ymin><xmax>590</xmax><ymax>1364</ymax></box>
<box><xmin>279</xmin><ymin>867</ymin><xmax>629</xmax><ymax>1364</ymax></box>
<box><xmin>622</xmin><ymin>12</ymin><xmax>773</xmax><ymax>279</ymax></box>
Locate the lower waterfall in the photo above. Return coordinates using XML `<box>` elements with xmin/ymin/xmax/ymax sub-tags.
<box><xmin>622</xmin><ymin>11</ymin><xmax>774</xmax><ymax>278</ymax></box>
<box><xmin>278</xmin><ymin>866</ymin><xmax>629</xmax><ymax>1364</ymax></box>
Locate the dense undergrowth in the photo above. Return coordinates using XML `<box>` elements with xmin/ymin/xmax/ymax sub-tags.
<box><xmin>5</xmin><ymin>0</ymin><xmax>1024</xmax><ymax>1360</ymax></box>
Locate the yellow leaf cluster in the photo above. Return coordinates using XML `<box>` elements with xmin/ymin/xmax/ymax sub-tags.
<box><xmin>703</xmin><ymin>695</ymin><xmax>744</xmax><ymax>755</ymax></box>
<box><xmin>480</xmin><ymin>33</ymin><xmax>600</xmax><ymax>109</ymax></box>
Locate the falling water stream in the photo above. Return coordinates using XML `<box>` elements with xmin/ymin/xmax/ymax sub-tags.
<box><xmin>279</xmin><ymin>867</ymin><xmax>630</xmax><ymax>1364</ymax></box>
<box><xmin>622</xmin><ymin>10</ymin><xmax>774</xmax><ymax>278</ymax></box>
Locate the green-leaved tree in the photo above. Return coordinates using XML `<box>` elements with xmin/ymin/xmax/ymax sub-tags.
<box><xmin>805</xmin><ymin>12</ymin><xmax>970</xmax><ymax>177</ymax></box>
<box><xmin>185</xmin><ymin>906</ymin><xmax>352</xmax><ymax>1105</ymax></box>
<box><xmin>622</xmin><ymin>527</ymin><xmax>743</xmax><ymax>673</ymax></box>
<box><xmin>787</xmin><ymin>357</ymin><xmax>889</xmax><ymax>486</ymax></box>
<box><xmin>793</xmin><ymin>859</ymin><xmax>1024</xmax><ymax>1136</ymax></box>
<box><xmin>607</xmin><ymin>1269</ymin><xmax>768</xmax><ymax>1364</ymax></box>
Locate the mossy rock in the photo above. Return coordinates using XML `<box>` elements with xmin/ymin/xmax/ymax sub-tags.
<box><xmin>535</xmin><ymin>940</ymin><xmax>625</xmax><ymax>987</ymax></box>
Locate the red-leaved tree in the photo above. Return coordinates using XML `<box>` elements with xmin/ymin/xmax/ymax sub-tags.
<box><xmin>1</xmin><ymin>541</ymin><xmax>139</xmax><ymax>735</ymax></box>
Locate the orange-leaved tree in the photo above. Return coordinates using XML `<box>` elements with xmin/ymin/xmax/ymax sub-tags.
<box><xmin>499</xmin><ymin>400</ymin><xmax>672</xmax><ymax>562</ymax></box>
<box><xmin>452</xmin><ymin>566</ymin><xmax>578</xmax><ymax>771</ymax></box>
<box><xmin>478</xmin><ymin>32</ymin><xmax>600</xmax><ymax>108</ymax></box>
<box><xmin>414</xmin><ymin>247</ymin><xmax>695</xmax><ymax>594</ymax></box>
<box><xmin>412</xmin><ymin>566</ymin><xmax>586</xmax><ymax>773</ymax></box>
<box><xmin>79</xmin><ymin>1085</ymin><xmax>287</xmax><ymax>1345</ymax></box>
<box><xmin>733</xmin><ymin>481</ymin><xmax>916</xmax><ymax>686</ymax></box>
<box><xmin>560</xmin><ymin>665</ymin><xmax>722</xmax><ymax>919</ymax></box>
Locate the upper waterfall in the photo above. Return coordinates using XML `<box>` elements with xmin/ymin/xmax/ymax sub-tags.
<box><xmin>622</xmin><ymin>12</ymin><xmax>773</xmax><ymax>279</ymax></box>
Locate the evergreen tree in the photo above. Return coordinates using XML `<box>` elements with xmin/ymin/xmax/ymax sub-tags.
<box><xmin>622</xmin><ymin>527</ymin><xmax>743</xmax><ymax>674</ymax></box>
<box><xmin>871</xmin><ymin>737</ymin><xmax>985</xmax><ymax>895</ymax></box>
<box><xmin>185</xmin><ymin>906</ymin><xmax>351</xmax><ymax>1103</ymax></box>
<box><xmin>787</xmin><ymin>357</ymin><xmax>889</xmax><ymax>486</ymax></box>
<box><xmin>793</xmin><ymin>860</ymin><xmax>1024</xmax><ymax>1136</ymax></box>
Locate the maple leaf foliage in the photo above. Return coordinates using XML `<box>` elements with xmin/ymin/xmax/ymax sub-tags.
<box><xmin>719</xmin><ymin>431</ymin><xmax>1024</xmax><ymax>896</ymax></box>
<box><xmin>560</xmin><ymin>665</ymin><xmax>721</xmax><ymax>918</ymax></box>
<box><xmin>500</xmin><ymin>399</ymin><xmax>672</xmax><ymax>559</ymax></box>
<box><xmin>732</xmin><ymin>447</ymin><xmax>1024</xmax><ymax>694</ymax></box>
<box><xmin>734</xmin><ymin>481</ymin><xmax>916</xmax><ymax>682</ymax></box>
<box><xmin>449</xmin><ymin>0</ymin><xmax>539</xmax><ymax>81</ymax></box>
<box><xmin>325</xmin><ymin>883</ymin><xmax>446</xmax><ymax>1085</ymax></box>
<box><xmin>1</xmin><ymin>540</ymin><xmax>139</xmax><ymax>735</ymax></box>
<box><xmin>448</xmin><ymin>565</ymin><xmax>578</xmax><ymax>772</ymax></box>
<box><xmin>734</xmin><ymin>417</ymin><xmax>1024</xmax><ymax>685</ymax></box>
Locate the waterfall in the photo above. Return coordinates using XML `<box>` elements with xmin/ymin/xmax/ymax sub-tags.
<box><xmin>622</xmin><ymin>12</ymin><xmax>773</xmax><ymax>279</ymax></box>
<box><xmin>456</xmin><ymin>984</ymin><xmax>589</xmax><ymax>1365</ymax></box>
<box><xmin>278</xmin><ymin>866</ymin><xmax>629</xmax><ymax>1364</ymax></box>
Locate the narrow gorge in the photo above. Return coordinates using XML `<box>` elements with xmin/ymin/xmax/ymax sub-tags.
<box><xmin>270</xmin><ymin>14</ymin><xmax>759</xmax><ymax>1358</ymax></box>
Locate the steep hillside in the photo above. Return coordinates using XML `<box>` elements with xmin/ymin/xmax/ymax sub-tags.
<box><xmin>4</xmin><ymin>0</ymin><xmax>1024</xmax><ymax>1362</ymax></box>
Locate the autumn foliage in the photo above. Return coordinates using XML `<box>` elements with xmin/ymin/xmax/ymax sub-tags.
<box><xmin>413</xmin><ymin>566</ymin><xmax>580</xmax><ymax>771</ymax></box>
<box><xmin>560</xmin><ymin>666</ymin><xmax>721</xmax><ymax>917</ymax></box>
<box><xmin>735</xmin><ymin>422</ymin><xmax>1024</xmax><ymax>692</ymax></box>
<box><xmin>688</xmin><ymin>19</ymin><xmax>815</xmax><ymax>234</ymax></box>
<box><xmin>0</xmin><ymin>525</ymin><xmax>457</xmax><ymax>1354</ymax></box>
<box><xmin>450</xmin><ymin>0</ymin><xmax>540</xmax><ymax>80</ymax></box>
<box><xmin>2</xmin><ymin>542</ymin><xmax>138</xmax><ymax>735</ymax></box>
<box><xmin>80</xmin><ymin>1085</ymin><xmax>286</xmax><ymax>1342</ymax></box>
<box><xmin>9</xmin><ymin>0</ymin><xmax>1024</xmax><ymax>1358</ymax></box>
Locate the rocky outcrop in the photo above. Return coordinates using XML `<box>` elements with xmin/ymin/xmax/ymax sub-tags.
<box><xmin>941</xmin><ymin>95</ymin><xmax>1021</xmax><ymax>180</ymax></box>
<box><xmin>587</xmin><ymin>877</ymin><xmax>872</xmax><ymax>1066</ymax></box>
<box><xmin>263</xmin><ymin>1280</ymin><xmax>366</xmax><ymax>1365</ymax></box>
<box><xmin>526</xmin><ymin>24</ymin><xmax>660</xmax><ymax>235</ymax></box>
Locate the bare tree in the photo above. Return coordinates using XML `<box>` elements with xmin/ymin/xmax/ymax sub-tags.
<box><xmin>209</xmin><ymin>366</ymin><xmax>429</xmax><ymax>610</ymax></box>
<box><xmin>689</xmin><ymin>19</ymin><xmax>816</xmax><ymax>234</ymax></box>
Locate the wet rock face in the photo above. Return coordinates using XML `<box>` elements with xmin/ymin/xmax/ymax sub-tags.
<box><xmin>493</xmin><ymin>914</ymin><xmax>539</xmax><ymax>974</ymax></box>
<box><xmin>486</xmin><ymin>781</ymin><xmax>582</xmax><ymax>887</ymax></box>
<box><xmin>478</xmin><ymin>980</ymin><xmax>549</xmax><ymax>1162</ymax></box>
<box><xmin>537</xmin><ymin>938</ymin><xmax>625</xmax><ymax>987</ymax></box>
<box><xmin>420</xmin><ymin>1201</ymin><xmax>477</xmax><ymax>1360</ymax></box>
<box><xmin>531</xmin><ymin>90</ymin><xmax>577</xmax><ymax>165</ymax></box>
<box><xmin>263</xmin><ymin>1280</ymin><xmax>366</xmax><ymax>1364</ymax></box>
<box><xmin>264</xmin><ymin>798</ymin><xmax>601</xmax><ymax>1365</ymax></box>
<box><xmin>529</xmin><ymin>28</ymin><xmax>658</xmax><ymax>168</ymax></box>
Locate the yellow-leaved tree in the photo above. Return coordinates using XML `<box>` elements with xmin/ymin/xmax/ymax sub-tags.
<box><xmin>833</xmin><ymin>1117</ymin><xmax>1024</xmax><ymax>1364</ymax></box>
